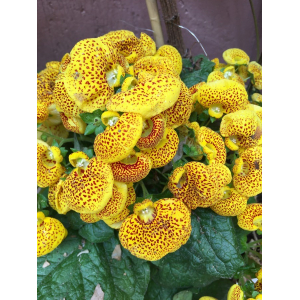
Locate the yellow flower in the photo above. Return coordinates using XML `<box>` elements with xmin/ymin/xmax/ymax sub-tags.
<box><xmin>196</xmin><ymin>79</ymin><xmax>249</xmax><ymax>118</ymax></box>
<box><xmin>136</xmin><ymin>114</ymin><xmax>166</xmax><ymax>150</ymax></box>
<box><xmin>140</xmin><ymin>32</ymin><xmax>156</xmax><ymax>56</ymax></box>
<box><xmin>63</xmin><ymin>154</ymin><xmax>114</xmax><ymax>213</ymax></box>
<box><xmin>94</xmin><ymin>112</ymin><xmax>143</xmax><ymax>163</ymax></box>
<box><xmin>154</xmin><ymin>45</ymin><xmax>183</xmax><ymax>74</ymax></box>
<box><xmin>37</xmin><ymin>140</ymin><xmax>65</xmax><ymax>188</ymax></box>
<box><xmin>233</xmin><ymin>146</ymin><xmax>262</xmax><ymax>197</ymax></box>
<box><xmin>207</xmin><ymin>67</ymin><xmax>245</xmax><ymax>87</ymax></box>
<box><xmin>210</xmin><ymin>187</ymin><xmax>248</xmax><ymax>216</ymax></box>
<box><xmin>251</xmin><ymin>93</ymin><xmax>262</xmax><ymax>103</ymax></box>
<box><xmin>223</xmin><ymin>48</ymin><xmax>250</xmax><ymax>65</ymax></box>
<box><xmin>248</xmin><ymin>61</ymin><xmax>262</xmax><ymax>90</ymax></box>
<box><xmin>227</xmin><ymin>284</ymin><xmax>244</xmax><ymax>300</ymax></box>
<box><xmin>37</xmin><ymin>212</ymin><xmax>68</xmax><ymax>257</ymax></box>
<box><xmin>119</xmin><ymin>198</ymin><xmax>191</xmax><ymax>260</ymax></box>
<box><xmin>220</xmin><ymin>110</ymin><xmax>262</xmax><ymax>151</ymax></box>
<box><xmin>199</xmin><ymin>297</ymin><xmax>218</xmax><ymax>300</ymax></box>
<box><xmin>162</xmin><ymin>81</ymin><xmax>193</xmax><ymax>128</ymax></box>
<box><xmin>246</xmin><ymin>104</ymin><xmax>262</xmax><ymax>120</ymax></box>
<box><xmin>110</xmin><ymin>151</ymin><xmax>152</xmax><ymax>183</ymax></box>
<box><xmin>106</xmin><ymin>71</ymin><xmax>181</xmax><ymax>119</ymax></box>
<box><xmin>37</xmin><ymin>123</ymin><xmax>69</xmax><ymax>145</ymax></box>
<box><xmin>141</xmin><ymin>127</ymin><xmax>179</xmax><ymax>168</ymax></box>
<box><xmin>237</xmin><ymin>203</ymin><xmax>262</xmax><ymax>231</ymax></box>
<box><xmin>168</xmin><ymin>162</ymin><xmax>231</xmax><ymax>209</ymax></box>
<box><xmin>48</xmin><ymin>175</ymin><xmax>70</xmax><ymax>215</ymax></box>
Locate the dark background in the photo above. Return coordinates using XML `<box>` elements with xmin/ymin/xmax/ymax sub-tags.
<box><xmin>37</xmin><ymin>0</ymin><xmax>262</xmax><ymax>71</ymax></box>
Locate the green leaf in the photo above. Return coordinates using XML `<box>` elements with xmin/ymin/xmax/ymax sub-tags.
<box><xmin>82</xmin><ymin>147</ymin><xmax>94</xmax><ymax>159</ymax></box>
<box><xmin>151</xmin><ymin>189</ymin><xmax>173</xmax><ymax>202</ymax></box>
<box><xmin>41</xmin><ymin>210</ymin><xmax>49</xmax><ymax>217</ymax></box>
<box><xmin>80</xmin><ymin>112</ymin><xmax>95</xmax><ymax>124</ymax></box>
<box><xmin>37</xmin><ymin>233</ymin><xmax>150</xmax><ymax>300</ymax></box>
<box><xmin>84</xmin><ymin>123</ymin><xmax>97</xmax><ymax>135</ymax></box>
<box><xmin>114</xmin><ymin>87</ymin><xmax>122</xmax><ymax>94</ymax></box>
<box><xmin>252</xmin><ymin>291</ymin><xmax>260</xmax><ymax>298</ymax></box>
<box><xmin>78</xmin><ymin>220</ymin><xmax>114</xmax><ymax>243</ymax></box>
<box><xmin>37</xmin><ymin>194</ymin><xmax>48</xmax><ymax>210</ymax></box>
<box><xmin>66</xmin><ymin>211</ymin><xmax>85</xmax><ymax>230</ymax></box>
<box><xmin>248</xmin><ymin>197</ymin><xmax>256</xmax><ymax>204</ymax></box>
<box><xmin>232</xmin><ymin>217</ymin><xmax>251</xmax><ymax>254</ymax></box>
<box><xmin>73</xmin><ymin>133</ymin><xmax>81</xmax><ymax>151</ymax></box>
<box><xmin>189</xmin><ymin>111</ymin><xmax>197</xmax><ymax>122</ymax></box>
<box><xmin>37</xmin><ymin>123</ymin><xmax>42</xmax><ymax>128</ymax></box>
<box><xmin>183</xmin><ymin>144</ymin><xmax>191</xmax><ymax>155</ymax></box>
<box><xmin>151</xmin><ymin>208</ymin><xmax>244</xmax><ymax>289</ymax></box>
<box><xmin>41</xmin><ymin>133</ymin><xmax>48</xmax><ymax>142</ymax></box>
<box><xmin>187</xmin><ymin>126</ymin><xmax>195</xmax><ymax>138</ymax></box>
<box><xmin>173</xmin><ymin>291</ymin><xmax>192</xmax><ymax>300</ymax></box>
<box><xmin>198</xmin><ymin>112</ymin><xmax>209</xmax><ymax>122</ymax></box>
<box><xmin>59</xmin><ymin>147</ymin><xmax>68</xmax><ymax>158</ymax></box>
<box><xmin>51</xmin><ymin>140</ymin><xmax>59</xmax><ymax>147</ymax></box>
<box><xmin>173</xmin><ymin>159</ymin><xmax>187</xmax><ymax>169</ymax></box>
<box><xmin>242</xmin><ymin>280</ymin><xmax>255</xmax><ymax>295</ymax></box>
<box><xmin>191</xmin><ymin>279</ymin><xmax>233</xmax><ymax>300</ymax></box>
<box><xmin>210</xmin><ymin>116</ymin><xmax>216</xmax><ymax>123</ymax></box>
<box><xmin>95</xmin><ymin>125</ymin><xmax>105</xmax><ymax>136</ymax></box>
<box><xmin>256</xmin><ymin>229</ymin><xmax>262</xmax><ymax>235</ymax></box>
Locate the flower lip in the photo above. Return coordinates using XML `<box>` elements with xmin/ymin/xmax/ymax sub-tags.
<box><xmin>101</xmin><ymin>111</ymin><xmax>120</xmax><ymax>127</ymax></box>
<box><xmin>223</xmin><ymin>48</ymin><xmax>250</xmax><ymax>65</ymax></box>
<box><xmin>69</xmin><ymin>151</ymin><xmax>90</xmax><ymax>169</ymax></box>
<box><xmin>134</xmin><ymin>199</ymin><xmax>157</xmax><ymax>224</ymax></box>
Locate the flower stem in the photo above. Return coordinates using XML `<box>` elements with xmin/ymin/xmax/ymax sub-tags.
<box><xmin>37</xmin><ymin>130</ymin><xmax>64</xmax><ymax>140</ymax></box>
<box><xmin>140</xmin><ymin>180</ymin><xmax>150</xmax><ymax>198</ymax></box>
<box><xmin>155</xmin><ymin>168</ymin><xmax>169</xmax><ymax>180</ymax></box>
<box><xmin>249</xmin><ymin>0</ymin><xmax>260</xmax><ymax>62</ymax></box>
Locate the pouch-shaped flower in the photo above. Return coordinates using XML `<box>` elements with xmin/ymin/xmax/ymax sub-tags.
<box><xmin>210</xmin><ymin>187</ymin><xmax>248</xmax><ymax>216</ymax></box>
<box><xmin>233</xmin><ymin>146</ymin><xmax>262</xmax><ymax>197</ymax></box>
<box><xmin>142</xmin><ymin>127</ymin><xmax>179</xmax><ymax>168</ymax></box>
<box><xmin>237</xmin><ymin>203</ymin><xmax>262</xmax><ymax>231</ymax></box>
<box><xmin>227</xmin><ymin>284</ymin><xmax>244</xmax><ymax>300</ymax></box>
<box><xmin>136</xmin><ymin>114</ymin><xmax>166</xmax><ymax>149</ymax></box>
<box><xmin>37</xmin><ymin>212</ymin><xmax>68</xmax><ymax>257</ymax></box>
<box><xmin>154</xmin><ymin>45</ymin><xmax>182</xmax><ymax>74</ymax></box>
<box><xmin>119</xmin><ymin>198</ymin><xmax>191</xmax><ymax>261</ymax></box>
<box><xmin>37</xmin><ymin>140</ymin><xmax>65</xmax><ymax>188</ymax></box>
<box><xmin>94</xmin><ymin>111</ymin><xmax>143</xmax><ymax>163</ymax></box>
<box><xmin>106</xmin><ymin>71</ymin><xmax>181</xmax><ymax>118</ymax></box>
<box><xmin>220</xmin><ymin>110</ymin><xmax>262</xmax><ymax>151</ymax></box>
<box><xmin>63</xmin><ymin>153</ymin><xmax>114</xmax><ymax>213</ymax></box>
<box><xmin>110</xmin><ymin>151</ymin><xmax>152</xmax><ymax>182</ymax></box>
<box><xmin>59</xmin><ymin>112</ymin><xmax>87</xmax><ymax>134</ymax></box>
<box><xmin>196</xmin><ymin>79</ymin><xmax>249</xmax><ymax>118</ymax></box>
<box><xmin>248</xmin><ymin>61</ymin><xmax>262</xmax><ymax>90</ymax></box>
<box><xmin>223</xmin><ymin>48</ymin><xmax>250</xmax><ymax>65</ymax></box>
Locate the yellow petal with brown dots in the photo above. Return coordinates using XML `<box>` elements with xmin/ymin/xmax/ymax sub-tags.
<box><xmin>142</xmin><ymin>127</ymin><xmax>179</xmax><ymax>168</ymax></box>
<box><xmin>94</xmin><ymin>112</ymin><xmax>143</xmax><ymax>163</ymax></box>
<box><xmin>110</xmin><ymin>152</ymin><xmax>152</xmax><ymax>183</ymax></box>
<box><xmin>140</xmin><ymin>32</ymin><xmax>156</xmax><ymax>56</ymax></box>
<box><xmin>48</xmin><ymin>175</ymin><xmax>70</xmax><ymax>215</ymax></box>
<box><xmin>233</xmin><ymin>146</ymin><xmax>262</xmax><ymax>197</ymax></box>
<box><xmin>37</xmin><ymin>140</ymin><xmax>66</xmax><ymax>188</ymax></box>
<box><xmin>107</xmin><ymin>71</ymin><xmax>181</xmax><ymax>119</ymax></box>
<box><xmin>227</xmin><ymin>284</ymin><xmax>244</xmax><ymax>300</ymax></box>
<box><xmin>248</xmin><ymin>61</ymin><xmax>262</xmax><ymax>90</ymax></box>
<box><xmin>155</xmin><ymin>45</ymin><xmax>182</xmax><ymax>74</ymax></box>
<box><xmin>37</xmin><ymin>101</ymin><xmax>49</xmax><ymax>124</ymax></box>
<box><xmin>134</xmin><ymin>56</ymin><xmax>178</xmax><ymax>78</ymax></box>
<box><xmin>237</xmin><ymin>203</ymin><xmax>262</xmax><ymax>231</ymax></box>
<box><xmin>251</xmin><ymin>93</ymin><xmax>262</xmax><ymax>103</ymax></box>
<box><xmin>60</xmin><ymin>112</ymin><xmax>87</xmax><ymax>134</ymax></box>
<box><xmin>197</xmin><ymin>79</ymin><xmax>249</xmax><ymax>116</ymax></box>
<box><xmin>54</xmin><ymin>73</ymin><xmax>84</xmax><ymax>117</ymax></box>
<box><xmin>210</xmin><ymin>188</ymin><xmax>248</xmax><ymax>216</ymax></box>
<box><xmin>63</xmin><ymin>157</ymin><xmax>113</xmax><ymax>213</ymax></box>
<box><xmin>119</xmin><ymin>198</ymin><xmax>191</xmax><ymax>261</ymax></box>
<box><xmin>256</xmin><ymin>268</ymin><xmax>262</xmax><ymax>281</ymax></box>
<box><xmin>189</xmin><ymin>82</ymin><xmax>205</xmax><ymax>104</ymax></box>
<box><xmin>223</xmin><ymin>48</ymin><xmax>250</xmax><ymax>65</ymax></box>
<box><xmin>37</xmin><ymin>212</ymin><xmax>68</xmax><ymax>257</ymax></box>
<box><xmin>162</xmin><ymin>81</ymin><xmax>193</xmax><ymax>128</ymax></box>
<box><xmin>255</xmin><ymin>280</ymin><xmax>262</xmax><ymax>292</ymax></box>
<box><xmin>137</xmin><ymin>114</ymin><xmax>166</xmax><ymax>149</ymax></box>
<box><xmin>220</xmin><ymin>110</ymin><xmax>262</xmax><ymax>150</ymax></box>
<box><xmin>246</xmin><ymin>104</ymin><xmax>262</xmax><ymax>120</ymax></box>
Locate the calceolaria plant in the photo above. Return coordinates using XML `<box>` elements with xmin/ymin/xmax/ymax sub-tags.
<box><xmin>37</xmin><ymin>30</ymin><xmax>262</xmax><ymax>300</ymax></box>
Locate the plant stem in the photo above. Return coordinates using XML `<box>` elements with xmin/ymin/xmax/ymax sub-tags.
<box><xmin>140</xmin><ymin>180</ymin><xmax>150</xmax><ymax>198</ymax></box>
<box><xmin>203</xmin><ymin>119</ymin><xmax>210</xmax><ymax>127</ymax></box>
<box><xmin>58</xmin><ymin>138</ymin><xmax>74</xmax><ymax>147</ymax></box>
<box><xmin>249</xmin><ymin>0</ymin><xmax>260</xmax><ymax>62</ymax></box>
<box><xmin>247</xmin><ymin>239</ymin><xmax>262</xmax><ymax>247</ymax></box>
<box><xmin>248</xmin><ymin>249</ymin><xmax>262</xmax><ymax>259</ymax></box>
<box><xmin>37</xmin><ymin>130</ymin><xmax>64</xmax><ymax>140</ymax></box>
<box><xmin>155</xmin><ymin>169</ymin><xmax>169</xmax><ymax>180</ymax></box>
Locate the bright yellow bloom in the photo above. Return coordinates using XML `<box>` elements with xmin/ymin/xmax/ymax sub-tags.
<box><xmin>37</xmin><ymin>140</ymin><xmax>65</xmax><ymax>188</ymax></box>
<box><xmin>63</xmin><ymin>155</ymin><xmax>114</xmax><ymax>213</ymax></box>
<box><xmin>248</xmin><ymin>62</ymin><xmax>262</xmax><ymax>90</ymax></box>
<box><xmin>233</xmin><ymin>146</ymin><xmax>262</xmax><ymax>197</ymax></box>
<box><xmin>220</xmin><ymin>110</ymin><xmax>262</xmax><ymax>151</ymax></box>
<box><xmin>37</xmin><ymin>212</ymin><xmax>68</xmax><ymax>257</ymax></box>
<box><xmin>154</xmin><ymin>45</ymin><xmax>182</xmax><ymax>74</ymax></box>
<box><xmin>223</xmin><ymin>48</ymin><xmax>250</xmax><ymax>65</ymax></box>
<box><xmin>119</xmin><ymin>198</ymin><xmax>191</xmax><ymax>260</ymax></box>
<box><xmin>237</xmin><ymin>203</ymin><xmax>262</xmax><ymax>231</ymax></box>
<box><xmin>251</xmin><ymin>93</ymin><xmax>262</xmax><ymax>103</ymax></box>
<box><xmin>227</xmin><ymin>284</ymin><xmax>244</xmax><ymax>300</ymax></box>
<box><xmin>94</xmin><ymin>112</ymin><xmax>143</xmax><ymax>163</ymax></box>
<box><xmin>196</xmin><ymin>79</ymin><xmax>249</xmax><ymax>118</ymax></box>
<box><xmin>142</xmin><ymin>127</ymin><xmax>179</xmax><ymax>168</ymax></box>
<box><xmin>140</xmin><ymin>32</ymin><xmax>156</xmax><ymax>56</ymax></box>
<box><xmin>210</xmin><ymin>187</ymin><xmax>248</xmax><ymax>216</ymax></box>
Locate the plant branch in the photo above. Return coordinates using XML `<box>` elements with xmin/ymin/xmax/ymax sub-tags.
<box><xmin>249</xmin><ymin>0</ymin><xmax>260</xmax><ymax>62</ymax></box>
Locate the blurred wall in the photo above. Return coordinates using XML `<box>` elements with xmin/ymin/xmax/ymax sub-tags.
<box><xmin>37</xmin><ymin>0</ymin><xmax>262</xmax><ymax>71</ymax></box>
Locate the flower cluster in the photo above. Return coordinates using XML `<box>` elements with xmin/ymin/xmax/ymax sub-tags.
<box><xmin>37</xmin><ymin>32</ymin><xmax>262</xmax><ymax>271</ymax></box>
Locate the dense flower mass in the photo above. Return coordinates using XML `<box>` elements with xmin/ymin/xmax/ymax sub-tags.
<box><xmin>37</xmin><ymin>31</ymin><xmax>262</xmax><ymax>298</ymax></box>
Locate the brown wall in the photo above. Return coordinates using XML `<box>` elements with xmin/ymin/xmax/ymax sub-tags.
<box><xmin>37</xmin><ymin>0</ymin><xmax>262</xmax><ymax>71</ymax></box>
